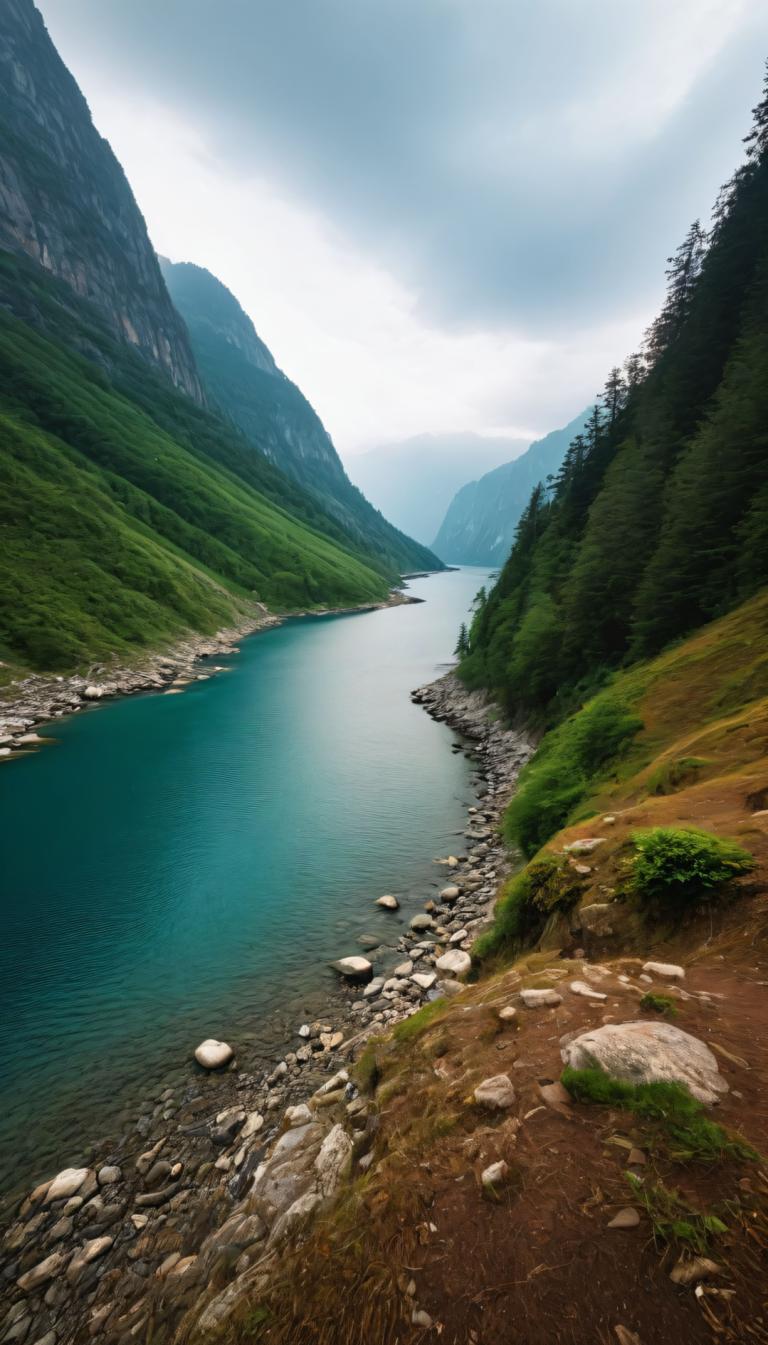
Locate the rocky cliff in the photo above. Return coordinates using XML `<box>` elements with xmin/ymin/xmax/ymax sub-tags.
<box><xmin>162</xmin><ymin>259</ymin><xmax>444</xmax><ymax>575</ymax></box>
<box><xmin>0</xmin><ymin>0</ymin><xmax>203</xmax><ymax>401</ymax></box>
<box><xmin>432</xmin><ymin>409</ymin><xmax>590</xmax><ymax>565</ymax></box>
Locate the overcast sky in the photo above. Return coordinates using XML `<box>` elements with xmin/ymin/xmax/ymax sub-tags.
<box><xmin>40</xmin><ymin>0</ymin><xmax>768</xmax><ymax>457</ymax></box>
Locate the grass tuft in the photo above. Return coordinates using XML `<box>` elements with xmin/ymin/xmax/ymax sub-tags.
<box><xmin>561</xmin><ymin>1067</ymin><xmax>756</xmax><ymax>1163</ymax></box>
<box><xmin>640</xmin><ymin>992</ymin><xmax>679</xmax><ymax>1017</ymax></box>
<box><xmin>627</xmin><ymin>1172</ymin><xmax>728</xmax><ymax>1252</ymax></box>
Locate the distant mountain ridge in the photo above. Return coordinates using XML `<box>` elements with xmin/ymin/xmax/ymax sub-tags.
<box><xmin>161</xmin><ymin>260</ymin><xmax>442</xmax><ymax>576</ymax></box>
<box><xmin>349</xmin><ymin>433</ymin><xmax>528</xmax><ymax>545</ymax></box>
<box><xmin>0</xmin><ymin>0</ymin><xmax>203</xmax><ymax>401</ymax></box>
<box><xmin>432</xmin><ymin>410</ymin><xmax>591</xmax><ymax>565</ymax></box>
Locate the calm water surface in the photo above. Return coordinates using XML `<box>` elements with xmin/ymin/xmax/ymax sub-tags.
<box><xmin>0</xmin><ymin>569</ymin><xmax>490</xmax><ymax>1192</ymax></box>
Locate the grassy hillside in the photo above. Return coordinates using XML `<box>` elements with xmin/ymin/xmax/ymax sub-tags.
<box><xmin>0</xmin><ymin>282</ymin><xmax>390</xmax><ymax>672</ymax></box>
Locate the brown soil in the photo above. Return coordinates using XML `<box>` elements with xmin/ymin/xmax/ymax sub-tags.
<box><xmin>241</xmin><ymin>897</ymin><xmax>768</xmax><ymax>1345</ymax></box>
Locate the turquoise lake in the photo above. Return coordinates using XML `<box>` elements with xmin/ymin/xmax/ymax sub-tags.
<box><xmin>0</xmin><ymin>568</ymin><xmax>489</xmax><ymax>1194</ymax></box>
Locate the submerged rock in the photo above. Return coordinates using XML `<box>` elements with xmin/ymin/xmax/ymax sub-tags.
<box><xmin>331</xmin><ymin>956</ymin><xmax>373</xmax><ymax>983</ymax></box>
<box><xmin>375</xmin><ymin>894</ymin><xmax>400</xmax><ymax>910</ymax></box>
<box><xmin>194</xmin><ymin>1039</ymin><xmax>234</xmax><ymax>1070</ymax></box>
<box><xmin>561</xmin><ymin>1021</ymin><xmax>728</xmax><ymax>1105</ymax></box>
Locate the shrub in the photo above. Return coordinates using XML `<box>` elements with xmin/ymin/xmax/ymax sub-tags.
<box><xmin>474</xmin><ymin>854</ymin><xmax>583</xmax><ymax>963</ymax></box>
<box><xmin>504</xmin><ymin>694</ymin><xmax>643</xmax><ymax>856</ymax></box>
<box><xmin>561</xmin><ymin>1067</ymin><xmax>755</xmax><ymax>1162</ymax></box>
<box><xmin>630</xmin><ymin>826</ymin><xmax>754</xmax><ymax>910</ymax></box>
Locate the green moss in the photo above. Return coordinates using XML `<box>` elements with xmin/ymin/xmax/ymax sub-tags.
<box><xmin>630</xmin><ymin>826</ymin><xmax>755</xmax><ymax>910</ymax></box>
<box><xmin>640</xmin><ymin>992</ymin><xmax>679</xmax><ymax>1018</ymax></box>
<box><xmin>561</xmin><ymin>1067</ymin><xmax>756</xmax><ymax>1163</ymax></box>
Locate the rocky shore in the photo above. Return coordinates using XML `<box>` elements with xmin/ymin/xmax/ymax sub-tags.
<box><xmin>0</xmin><ymin>591</ymin><xmax>417</xmax><ymax>761</ymax></box>
<box><xmin>0</xmin><ymin>673</ymin><xmax>533</xmax><ymax>1344</ymax></box>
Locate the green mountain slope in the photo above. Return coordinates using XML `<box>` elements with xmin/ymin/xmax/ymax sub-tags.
<box><xmin>461</xmin><ymin>67</ymin><xmax>768</xmax><ymax>725</ymax></box>
<box><xmin>161</xmin><ymin>261</ymin><xmax>444</xmax><ymax>575</ymax></box>
<box><xmin>431</xmin><ymin>410</ymin><xmax>591</xmax><ymax>565</ymax></box>
<box><xmin>0</xmin><ymin>260</ymin><xmax>391</xmax><ymax>672</ymax></box>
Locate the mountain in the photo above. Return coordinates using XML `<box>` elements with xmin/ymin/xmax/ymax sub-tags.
<box><xmin>0</xmin><ymin>0</ymin><xmax>415</xmax><ymax>673</ymax></box>
<box><xmin>160</xmin><ymin>261</ymin><xmax>443</xmax><ymax>576</ymax></box>
<box><xmin>348</xmin><ymin>433</ymin><xmax>527</xmax><ymax>545</ymax></box>
<box><xmin>431</xmin><ymin>411</ymin><xmax>591</xmax><ymax>564</ymax></box>
<box><xmin>462</xmin><ymin>71</ymin><xmax>768</xmax><ymax>727</ymax></box>
<box><xmin>0</xmin><ymin>0</ymin><xmax>202</xmax><ymax>401</ymax></box>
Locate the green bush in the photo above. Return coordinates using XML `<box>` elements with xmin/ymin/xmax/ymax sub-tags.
<box><xmin>561</xmin><ymin>1067</ymin><xmax>755</xmax><ymax>1163</ymax></box>
<box><xmin>630</xmin><ymin>826</ymin><xmax>754</xmax><ymax>910</ymax></box>
<box><xmin>504</xmin><ymin>694</ymin><xmax>643</xmax><ymax>856</ymax></box>
<box><xmin>474</xmin><ymin>854</ymin><xmax>583</xmax><ymax>962</ymax></box>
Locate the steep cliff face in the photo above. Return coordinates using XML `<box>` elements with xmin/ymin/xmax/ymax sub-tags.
<box><xmin>0</xmin><ymin>0</ymin><xmax>203</xmax><ymax>402</ymax></box>
<box><xmin>162</xmin><ymin>260</ymin><xmax>444</xmax><ymax>575</ymax></box>
<box><xmin>432</xmin><ymin>410</ymin><xmax>590</xmax><ymax>565</ymax></box>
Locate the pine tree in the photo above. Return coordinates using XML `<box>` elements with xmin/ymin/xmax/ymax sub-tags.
<box><xmin>644</xmin><ymin>220</ymin><xmax>708</xmax><ymax>364</ymax></box>
<box><xmin>454</xmin><ymin>622</ymin><xmax>470</xmax><ymax>658</ymax></box>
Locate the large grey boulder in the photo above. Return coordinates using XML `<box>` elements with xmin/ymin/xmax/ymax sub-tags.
<box><xmin>561</xmin><ymin>1021</ymin><xmax>728</xmax><ymax>1105</ymax></box>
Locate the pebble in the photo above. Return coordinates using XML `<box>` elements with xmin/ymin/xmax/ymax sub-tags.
<box><xmin>642</xmin><ymin>961</ymin><xmax>685</xmax><ymax>981</ymax></box>
<box><xmin>608</xmin><ymin>1207</ymin><xmax>640</xmax><ymax>1229</ymax></box>
<box><xmin>520</xmin><ymin>989</ymin><xmax>562</xmax><ymax>1008</ymax></box>
<box><xmin>481</xmin><ymin>1160</ymin><xmax>509</xmax><ymax>1191</ymax></box>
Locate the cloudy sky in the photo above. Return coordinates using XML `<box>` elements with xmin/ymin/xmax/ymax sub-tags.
<box><xmin>40</xmin><ymin>0</ymin><xmax>768</xmax><ymax>458</ymax></box>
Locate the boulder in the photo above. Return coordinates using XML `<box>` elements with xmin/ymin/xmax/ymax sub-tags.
<box><xmin>410</xmin><ymin>914</ymin><xmax>434</xmax><ymax>932</ymax></box>
<box><xmin>97</xmin><ymin>1165</ymin><xmax>121</xmax><ymax>1186</ymax></box>
<box><xmin>44</xmin><ymin>1167</ymin><xmax>92</xmax><ymax>1204</ymax></box>
<box><xmin>440</xmin><ymin>886</ymin><xmax>460</xmax><ymax>902</ymax></box>
<box><xmin>435</xmin><ymin>949</ymin><xmax>471</xmax><ymax>978</ymax></box>
<box><xmin>331</xmin><ymin>957</ymin><xmax>373</xmax><ymax>983</ymax></box>
<box><xmin>194</xmin><ymin>1039</ymin><xmax>234</xmax><ymax>1070</ymax></box>
<box><xmin>363</xmin><ymin>977</ymin><xmax>385</xmax><ymax>998</ymax></box>
<box><xmin>575</xmin><ymin>904</ymin><xmax>617</xmax><ymax>938</ymax></box>
<box><xmin>375</xmin><ymin>894</ymin><xmax>399</xmax><ymax>910</ymax></box>
<box><xmin>642</xmin><ymin>961</ymin><xmax>685</xmax><ymax>981</ymax></box>
<box><xmin>520</xmin><ymin>988</ymin><xmax>562</xmax><ymax>1008</ymax></box>
<box><xmin>17</xmin><ymin>1252</ymin><xmax>67</xmax><ymax>1292</ymax></box>
<box><xmin>314</xmin><ymin>1124</ymin><xmax>353</xmax><ymax>1196</ymax></box>
<box><xmin>411</xmin><ymin>971</ymin><xmax>437</xmax><ymax>991</ymax></box>
<box><xmin>561</xmin><ymin>1021</ymin><xmax>728</xmax><ymax>1105</ymax></box>
<box><xmin>474</xmin><ymin>1074</ymin><xmax>516</xmax><ymax>1110</ymax></box>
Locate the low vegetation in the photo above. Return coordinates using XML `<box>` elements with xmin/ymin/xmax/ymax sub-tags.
<box><xmin>561</xmin><ymin>1068</ymin><xmax>756</xmax><ymax>1163</ymax></box>
<box><xmin>629</xmin><ymin>826</ymin><xmax>755</xmax><ymax>911</ymax></box>
<box><xmin>626</xmin><ymin>1173</ymin><xmax>728</xmax><ymax>1253</ymax></box>
<box><xmin>640</xmin><ymin>992</ymin><xmax>679</xmax><ymax>1017</ymax></box>
<box><xmin>503</xmin><ymin>694</ymin><xmax>643</xmax><ymax>856</ymax></box>
<box><xmin>473</xmin><ymin>854</ymin><xmax>583</xmax><ymax>962</ymax></box>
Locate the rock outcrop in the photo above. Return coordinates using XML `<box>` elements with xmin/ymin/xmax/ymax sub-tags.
<box><xmin>0</xmin><ymin>0</ymin><xmax>203</xmax><ymax>400</ymax></box>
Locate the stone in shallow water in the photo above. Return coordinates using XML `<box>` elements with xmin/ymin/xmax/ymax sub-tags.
<box><xmin>43</xmin><ymin>1167</ymin><xmax>92</xmax><ymax>1204</ymax></box>
<box><xmin>375</xmin><ymin>894</ymin><xmax>399</xmax><ymax>910</ymax></box>
<box><xmin>331</xmin><ymin>956</ymin><xmax>373</xmax><ymax>983</ymax></box>
<box><xmin>17</xmin><ymin>1251</ymin><xmax>66</xmax><ymax>1293</ymax></box>
<box><xmin>194</xmin><ymin>1039</ymin><xmax>234</xmax><ymax>1070</ymax></box>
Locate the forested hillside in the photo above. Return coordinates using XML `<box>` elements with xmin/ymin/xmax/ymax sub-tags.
<box><xmin>161</xmin><ymin>261</ymin><xmax>443</xmax><ymax>576</ymax></box>
<box><xmin>460</xmin><ymin>67</ymin><xmax>768</xmax><ymax>725</ymax></box>
<box><xmin>432</xmin><ymin>410</ymin><xmax>590</xmax><ymax>565</ymax></box>
<box><xmin>0</xmin><ymin>254</ymin><xmax>391</xmax><ymax>671</ymax></box>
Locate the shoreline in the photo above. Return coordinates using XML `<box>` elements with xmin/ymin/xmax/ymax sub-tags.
<box><xmin>0</xmin><ymin>588</ymin><xmax>419</xmax><ymax>762</ymax></box>
<box><xmin>0</xmin><ymin>672</ymin><xmax>533</xmax><ymax>1343</ymax></box>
